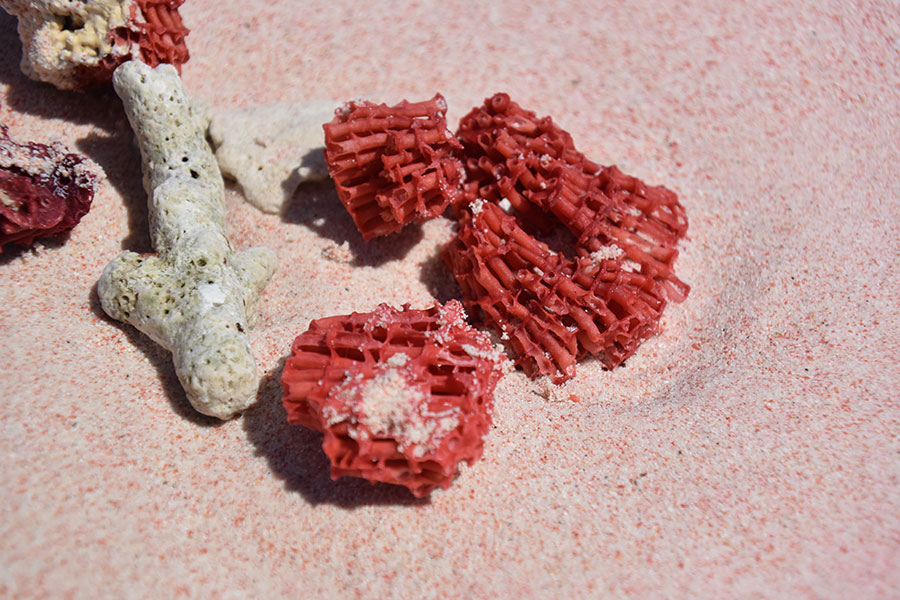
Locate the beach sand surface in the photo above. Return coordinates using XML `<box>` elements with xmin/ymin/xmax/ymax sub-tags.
<box><xmin>1</xmin><ymin>1</ymin><xmax>898</xmax><ymax>597</ymax></box>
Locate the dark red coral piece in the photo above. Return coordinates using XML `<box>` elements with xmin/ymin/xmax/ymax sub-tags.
<box><xmin>323</xmin><ymin>95</ymin><xmax>464</xmax><ymax>240</ymax></box>
<box><xmin>0</xmin><ymin>124</ymin><xmax>98</xmax><ymax>252</ymax></box>
<box><xmin>281</xmin><ymin>300</ymin><xmax>504</xmax><ymax>497</ymax></box>
<box><xmin>443</xmin><ymin>201</ymin><xmax>666</xmax><ymax>382</ymax></box>
<box><xmin>456</xmin><ymin>93</ymin><xmax>689</xmax><ymax>301</ymax></box>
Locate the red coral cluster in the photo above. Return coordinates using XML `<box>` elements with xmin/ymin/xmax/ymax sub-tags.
<box><xmin>287</xmin><ymin>92</ymin><xmax>689</xmax><ymax>493</ymax></box>
<box><xmin>78</xmin><ymin>0</ymin><xmax>191</xmax><ymax>88</ymax></box>
<box><xmin>455</xmin><ymin>93</ymin><xmax>688</xmax><ymax>300</ymax></box>
<box><xmin>281</xmin><ymin>300</ymin><xmax>504</xmax><ymax>497</ymax></box>
<box><xmin>443</xmin><ymin>200</ymin><xmax>665</xmax><ymax>382</ymax></box>
<box><xmin>323</xmin><ymin>94</ymin><xmax>464</xmax><ymax>240</ymax></box>
<box><xmin>0</xmin><ymin>124</ymin><xmax>97</xmax><ymax>252</ymax></box>
<box><xmin>442</xmin><ymin>93</ymin><xmax>689</xmax><ymax>381</ymax></box>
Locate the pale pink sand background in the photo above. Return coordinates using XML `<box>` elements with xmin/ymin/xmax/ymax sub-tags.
<box><xmin>1</xmin><ymin>1</ymin><xmax>898</xmax><ymax>597</ymax></box>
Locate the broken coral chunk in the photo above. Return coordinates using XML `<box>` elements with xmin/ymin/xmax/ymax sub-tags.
<box><xmin>323</xmin><ymin>94</ymin><xmax>464</xmax><ymax>241</ymax></box>
<box><xmin>281</xmin><ymin>300</ymin><xmax>505</xmax><ymax>497</ymax></box>
<box><xmin>97</xmin><ymin>61</ymin><xmax>275</xmax><ymax>420</ymax></box>
<box><xmin>443</xmin><ymin>200</ymin><xmax>666</xmax><ymax>383</ymax></box>
<box><xmin>0</xmin><ymin>123</ymin><xmax>98</xmax><ymax>252</ymax></box>
<box><xmin>1</xmin><ymin>0</ymin><xmax>190</xmax><ymax>90</ymax></box>
<box><xmin>540</xmin><ymin>162</ymin><xmax>690</xmax><ymax>301</ymax></box>
<box><xmin>207</xmin><ymin>100</ymin><xmax>337</xmax><ymax>214</ymax></box>
<box><xmin>456</xmin><ymin>92</ymin><xmax>690</xmax><ymax>301</ymax></box>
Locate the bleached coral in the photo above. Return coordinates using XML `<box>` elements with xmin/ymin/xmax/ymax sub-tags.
<box><xmin>207</xmin><ymin>101</ymin><xmax>335</xmax><ymax>214</ymax></box>
<box><xmin>97</xmin><ymin>61</ymin><xmax>276</xmax><ymax>419</ymax></box>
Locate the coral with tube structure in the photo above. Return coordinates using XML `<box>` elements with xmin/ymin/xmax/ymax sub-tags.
<box><xmin>281</xmin><ymin>300</ymin><xmax>505</xmax><ymax>497</ymax></box>
<box><xmin>0</xmin><ymin>123</ymin><xmax>98</xmax><ymax>252</ymax></box>
<box><xmin>443</xmin><ymin>200</ymin><xmax>666</xmax><ymax>382</ymax></box>
<box><xmin>1</xmin><ymin>0</ymin><xmax>189</xmax><ymax>90</ymax></box>
<box><xmin>456</xmin><ymin>92</ymin><xmax>689</xmax><ymax>301</ymax></box>
<box><xmin>97</xmin><ymin>61</ymin><xmax>275</xmax><ymax>420</ymax></box>
<box><xmin>442</xmin><ymin>93</ymin><xmax>689</xmax><ymax>382</ymax></box>
<box><xmin>323</xmin><ymin>94</ymin><xmax>464</xmax><ymax>240</ymax></box>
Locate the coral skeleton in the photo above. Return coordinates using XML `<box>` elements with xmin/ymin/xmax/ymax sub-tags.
<box><xmin>444</xmin><ymin>93</ymin><xmax>690</xmax><ymax>381</ymax></box>
<box><xmin>1</xmin><ymin>0</ymin><xmax>189</xmax><ymax>90</ymax></box>
<box><xmin>443</xmin><ymin>201</ymin><xmax>665</xmax><ymax>382</ymax></box>
<box><xmin>282</xmin><ymin>300</ymin><xmax>505</xmax><ymax>497</ymax></box>
<box><xmin>323</xmin><ymin>95</ymin><xmax>463</xmax><ymax>240</ymax></box>
<box><xmin>207</xmin><ymin>100</ymin><xmax>336</xmax><ymax>214</ymax></box>
<box><xmin>0</xmin><ymin>123</ymin><xmax>98</xmax><ymax>251</ymax></box>
<box><xmin>456</xmin><ymin>92</ymin><xmax>689</xmax><ymax>301</ymax></box>
<box><xmin>97</xmin><ymin>61</ymin><xmax>276</xmax><ymax>419</ymax></box>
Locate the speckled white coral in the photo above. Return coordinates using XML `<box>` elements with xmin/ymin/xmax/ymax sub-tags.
<box><xmin>1</xmin><ymin>0</ymin><xmax>137</xmax><ymax>89</ymax></box>
<box><xmin>207</xmin><ymin>101</ymin><xmax>336</xmax><ymax>214</ymax></box>
<box><xmin>97</xmin><ymin>61</ymin><xmax>276</xmax><ymax>420</ymax></box>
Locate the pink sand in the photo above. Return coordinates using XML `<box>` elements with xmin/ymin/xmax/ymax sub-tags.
<box><xmin>1</xmin><ymin>1</ymin><xmax>898</xmax><ymax>597</ymax></box>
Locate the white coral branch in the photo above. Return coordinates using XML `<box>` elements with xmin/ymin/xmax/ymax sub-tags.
<box><xmin>98</xmin><ymin>61</ymin><xmax>276</xmax><ymax>419</ymax></box>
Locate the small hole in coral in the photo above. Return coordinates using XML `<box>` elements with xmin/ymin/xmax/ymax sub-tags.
<box><xmin>190</xmin><ymin>170</ymin><xmax>199</xmax><ymax>179</ymax></box>
<box><xmin>60</xmin><ymin>15</ymin><xmax>83</xmax><ymax>31</ymax></box>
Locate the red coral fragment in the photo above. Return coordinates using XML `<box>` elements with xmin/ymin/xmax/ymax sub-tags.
<box><xmin>281</xmin><ymin>300</ymin><xmax>504</xmax><ymax>497</ymax></box>
<box><xmin>0</xmin><ymin>124</ymin><xmax>98</xmax><ymax>252</ymax></box>
<box><xmin>443</xmin><ymin>201</ymin><xmax>666</xmax><ymax>382</ymax></box>
<box><xmin>323</xmin><ymin>95</ymin><xmax>464</xmax><ymax>240</ymax></box>
<box><xmin>456</xmin><ymin>93</ymin><xmax>689</xmax><ymax>301</ymax></box>
<box><xmin>442</xmin><ymin>93</ymin><xmax>689</xmax><ymax>381</ymax></box>
<box><xmin>134</xmin><ymin>0</ymin><xmax>191</xmax><ymax>68</ymax></box>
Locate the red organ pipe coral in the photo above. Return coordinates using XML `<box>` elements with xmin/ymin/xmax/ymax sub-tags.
<box><xmin>281</xmin><ymin>301</ymin><xmax>504</xmax><ymax>497</ymax></box>
<box><xmin>444</xmin><ymin>93</ymin><xmax>690</xmax><ymax>382</ymax></box>
<box><xmin>455</xmin><ymin>93</ymin><xmax>689</xmax><ymax>301</ymax></box>
<box><xmin>0</xmin><ymin>124</ymin><xmax>98</xmax><ymax>252</ymax></box>
<box><xmin>323</xmin><ymin>95</ymin><xmax>464</xmax><ymax>240</ymax></box>
<box><xmin>130</xmin><ymin>0</ymin><xmax>190</xmax><ymax>69</ymax></box>
<box><xmin>443</xmin><ymin>200</ymin><xmax>666</xmax><ymax>382</ymax></box>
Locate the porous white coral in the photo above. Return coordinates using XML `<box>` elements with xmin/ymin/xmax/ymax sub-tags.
<box><xmin>207</xmin><ymin>101</ymin><xmax>336</xmax><ymax>213</ymax></box>
<box><xmin>98</xmin><ymin>61</ymin><xmax>276</xmax><ymax>419</ymax></box>
<box><xmin>1</xmin><ymin>0</ymin><xmax>137</xmax><ymax>89</ymax></box>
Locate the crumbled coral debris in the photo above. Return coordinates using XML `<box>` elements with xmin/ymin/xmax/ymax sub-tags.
<box><xmin>442</xmin><ymin>93</ymin><xmax>690</xmax><ymax>381</ymax></box>
<box><xmin>0</xmin><ymin>124</ymin><xmax>97</xmax><ymax>252</ymax></box>
<box><xmin>323</xmin><ymin>94</ymin><xmax>464</xmax><ymax>240</ymax></box>
<box><xmin>281</xmin><ymin>300</ymin><xmax>505</xmax><ymax>497</ymax></box>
